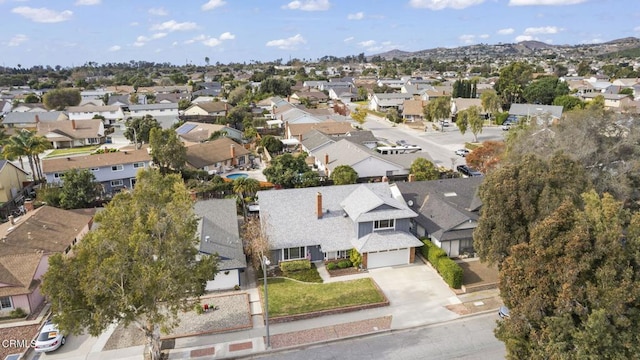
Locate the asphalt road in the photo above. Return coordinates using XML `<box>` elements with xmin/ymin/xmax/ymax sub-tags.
<box><xmin>250</xmin><ymin>313</ymin><xmax>506</xmax><ymax>360</ymax></box>
<box><xmin>363</xmin><ymin>115</ymin><xmax>506</xmax><ymax>170</ymax></box>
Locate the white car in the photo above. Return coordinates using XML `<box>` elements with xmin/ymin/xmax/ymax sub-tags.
<box><xmin>455</xmin><ymin>149</ymin><xmax>470</xmax><ymax>157</ymax></box>
<box><xmin>33</xmin><ymin>320</ymin><xmax>66</xmax><ymax>353</ymax></box>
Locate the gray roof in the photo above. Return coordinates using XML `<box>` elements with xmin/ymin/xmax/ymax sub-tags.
<box><xmin>258</xmin><ymin>183</ymin><xmax>412</xmax><ymax>252</ymax></box>
<box><xmin>508</xmin><ymin>103</ymin><xmax>563</xmax><ymax>119</ymax></box>
<box><xmin>2</xmin><ymin>111</ymin><xmax>66</xmax><ymax>124</ymax></box>
<box><xmin>341</xmin><ymin>185</ymin><xmax>416</xmax><ymax>222</ymax></box>
<box><xmin>338</xmin><ymin>131</ymin><xmax>378</xmax><ymax>145</ymax></box>
<box><xmin>302</xmin><ymin>129</ymin><xmax>335</xmax><ymax>152</ymax></box>
<box><xmin>319</xmin><ymin>139</ymin><xmax>409</xmax><ymax>174</ymax></box>
<box><xmin>352</xmin><ymin>230</ymin><xmax>423</xmax><ymax>252</ymax></box>
<box><xmin>129</xmin><ymin>103</ymin><xmax>178</xmax><ymax>111</ymax></box>
<box><xmin>194</xmin><ymin>199</ymin><xmax>246</xmax><ymax>271</ymax></box>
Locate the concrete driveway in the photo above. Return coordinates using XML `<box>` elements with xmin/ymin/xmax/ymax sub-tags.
<box><xmin>368</xmin><ymin>262</ymin><xmax>462</xmax><ymax>329</ymax></box>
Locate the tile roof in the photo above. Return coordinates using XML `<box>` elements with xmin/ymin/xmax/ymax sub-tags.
<box><xmin>0</xmin><ymin>253</ymin><xmax>43</xmax><ymax>297</ymax></box>
<box><xmin>185</xmin><ymin>138</ymin><xmax>249</xmax><ymax>169</ymax></box>
<box><xmin>42</xmin><ymin>147</ymin><xmax>151</xmax><ymax>173</ymax></box>
<box><xmin>194</xmin><ymin>199</ymin><xmax>246</xmax><ymax>271</ymax></box>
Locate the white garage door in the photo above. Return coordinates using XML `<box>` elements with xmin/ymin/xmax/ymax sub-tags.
<box><xmin>367</xmin><ymin>248</ymin><xmax>410</xmax><ymax>269</ymax></box>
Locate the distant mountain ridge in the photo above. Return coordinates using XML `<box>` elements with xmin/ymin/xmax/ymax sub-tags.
<box><xmin>370</xmin><ymin>37</ymin><xmax>640</xmax><ymax>61</ymax></box>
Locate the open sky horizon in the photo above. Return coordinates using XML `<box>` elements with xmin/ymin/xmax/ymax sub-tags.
<box><xmin>2</xmin><ymin>0</ymin><xmax>639</xmax><ymax>68</ymax></box>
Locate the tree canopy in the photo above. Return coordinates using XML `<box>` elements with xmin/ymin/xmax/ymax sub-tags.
<box><xmin>59</xmin><ymin>168</ymin><xmax>101</xmax><ymax>209</ymax></box>
<box><xmin>522</xmin><ymin>75</ymin><xmax>570</xmax><ymax>105</ymax></box>
<box><xmin>259</xmin><ymin>135</ymin><xmax>283</xmax><ymax>154</ymax></box>
<box><xmin>494</xmin><ymin>62</ymin><xmax>534</xmax><ymax>108</ymax></box>
<box><xmin>455</xmin><ymin>105</ymin><xmax>484</xmax><ymax>142</ymax></box>
<box><xmin>423</xmin><ymin>96</ymin><xmax>451</xmax><ymax>123</ymax></box>
<box><xmin>263</xmin><ymin>152</ymin><xmax>318</xmax><ymax>188</ymax></box>
<box><xmin>124</xmin><ymin>115</ymin><xmax>161</xmax><ymax>149</ymax></box>
<box><xmin>330</xmin><ymin>165</ymin><xmax>358</xmax><ymax>185</ymax></box>
<box><xmin>41</xmin><ymin>170</ymin><xmax>218</xmax><ymax>360</ymax></box>
<box><xmin>465</xmin><ymin>140</ymin><xmax>505</xmax><ymax>174</ymax></box>
<box><xmin>149</xmin><ymin>127</ymin><xmax>186</xmax><ymax>174</ymax></box>
<box><xmin>410</xmin><ymin>157</ymin><xmax>440</xmax><ymax>181</ymax></box>
<box><xmin>42</xmin><ymin>88</ymin><xmax>81</xmax><ymax>110</ymax></box>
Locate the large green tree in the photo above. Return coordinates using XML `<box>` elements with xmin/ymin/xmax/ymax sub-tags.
<box><xmin>263</xmin><ymin>152</ymin><xmax>315</xmax><ymax>188</ymax></box>
<box><xmin>42</xmin><ymin>88</ymin><xmax>81</xmax><ymax>110</ymax></box>
<box><xmin>59</xmin><ymin>169</ymin><xmax>101</xmax><ymax>209</ymax></box>
<box><xmin>522</xmin><ymin>75</ymin><xmax>570</xmax><ymax>105</ymax></box>
<box><xmin>2</xmin><ymin>130</ymin><xmax>50</xmax><ymax>181</ymax></box>
<box><xmin>350</xmin><ymin>107</ymin><xmax>368</xmax><ymax>125</ymax></box>
<box><xmin>233</xmin><ymin>177</ymin><xmax>260</xmax><ymax>220</ymax></box>
<box><xmin>455</xmin><ymin>105</ymin><xmax>484</xmax><ymax>142</ymax></box>
<box><xmin>497</xmin><ymin>191</ymin><xmax>640</xmax><ymax>359</ymax></box>
<box><xmin>259</xmin><ymin>135</ymin><xmax>283</xmax><ymax>154</ymax></box>
<box><xmin>124</xmin><ymin>115</ymin><xmax>161</xmax><ymax>149</ymax></box>
<box><xmin>149</xmin><ymin>128</ymin><xmax>186</xmax><ymax>174</ymax></box>
<box><xmin>423</xmin><ymin>97</ymin><xmax>451</xmax><ymax>127</ymax></box>
<box><xmin>41</xmin><ymin>170</ymin><xmax>218</xmax><ymax>360</ymax></box>
<box><xmin>473</xmin><ymin>152</ymin><xmax>591</xmax><ymax>266</ymax></box>
<box><xmin>330</xmin><ymin>165</ymin><xmax>358</xmax><ymax>185</ymax></box>
<box><xmin>410</xmin><ymin>157</ymin><xmax>440</xmax><ymax>181</ymax></box>
<box><xmin>480</xmin><ymin>90</ymin><xmax>501</xmax><ymax>122</ymax></box>
<box><xmin>494</xmin><ymin>62</ymin><xmax>534</xmax><ymax>108</ymax></box>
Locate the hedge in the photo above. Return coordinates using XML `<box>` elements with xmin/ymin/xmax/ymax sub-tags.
<box><xmin>420</xmin><ymin>239</ymin><xmax>463</xmax><ymax>289</ymax></box>
<box><xmin>280</xmin><ymin>259</ymin><xmax>311</xmax><ymax>272</ymax></box>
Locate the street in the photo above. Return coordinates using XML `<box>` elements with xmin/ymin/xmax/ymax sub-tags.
<box><xmin>250</xmin><ymin>313</ymin><xmax>506</xmax><ymax>360</ymax></box>
<box><xmin>362</xmin><ymin>115</ymin><xmax>506</xmax><ymax>170</ymax></box>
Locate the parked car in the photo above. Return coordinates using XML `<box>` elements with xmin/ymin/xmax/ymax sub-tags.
<box><xmin>396</xmin><ymin>139</ymin><xmax>409</xmax><ymax>146</ymax></box>
<box><xmin>455</xmin><ymin>149</ymin><xmax>470</xmax><ymax>157</ymax></box>
<box><xmin>456</xmin><ymin>165</ymin><xmax>483</xmax><ymax>177</ymax></box>
<box><xmin>33</xmin><ymin>320</ymin><xmax>65</xmax><ymax>353</ymax></box>
<box><xmin>498</xmin><ymin>305</ymin><xmax>510</xmax><ymax>319</ymax></box>
<box><xmin>441</xmin><ymin>120</ymin><xmax>451</xmax><ymax>127</ymax></box>
<box><xmin>501</xmin><ymin>122</ymin><xmax>513</xmax><ymax>131</ymax></box>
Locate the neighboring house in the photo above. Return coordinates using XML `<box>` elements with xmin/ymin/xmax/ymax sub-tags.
<box><xmin>368</xmin><ymin>93</ymin><xmax>414</xmax><ymax>112</ymax></box>
<box><xmin>578</xmin><ymin>93</ymin><xmax>633</xmax><ymax>111</ymax></box>
<box><xmin>1</xmin><ymin>111</ymin><xmax>68</xmax><ymax>129</ymax></box>
<box><xmin>451</xmin><ymin>98</ymin><xmax>484</xmax><ymax>117</ymax></box>
<box><xmin>184</xmin><ymin>102</ymin><xmax>231</xmax><ymax>117</ymax></box>
<box><xmin>80</xmin><ymin>89</ymin><xmax>110</xmax><ymax>102</ymax></box>
<box><xmin>37</xmin><ymin>119</ymin><xmax>105</xmax><ymax>148</ymax></box>
<box><xmin>257</xmin><ymin>183</ymin><xmax>423</xmax><ymax>269</ymax></box>
<box><xmin>0</xmin><ymin>205</ymin><xmax>93</xmax><ymax>316</ymax></box>
<box><xmin>127</xmin><ymin>103</ymin><xmax>180</xmax><ymax>129</ymax></box>
<box><xmin>328</xmin><ymin>87</ymin><xmax>357</xmax><ymax>103</ymax></box>
<box><xmin>0</xmin><ymin>160</ymin><xmax>29</xmax><ymax>203</ymax></box>
<box><xmin>10</xmin><ymin>103</ymin><xmax>47</xmax><ymax>113</ymax></box>
<box><xmin>176</xmin><ymin>121</ymin><xmax>243</xmax><ymax>145</ymax></box>
<box><xmin>42</xmin><ymin>147</ymin><xmax>152</xmax><ymax>193</ymax></box>
<box><xmin>185</xmin><ymin>138</ymin><xmax>250</xmax><ymax>174</ymax></box>
<box><xmin>290</xmin><ymin>90</ymin><xmax>329</xmax><ymax>105</ymax></box>
<box><xmin>402</xmin><ymin>99</ymin><xmax>427</xmax><ymax>122</ymax></box>
<box><xmin>285</xmin><ymin>122</ymin><xmax>354</xmax><ymax>142</ymax></box>
<box><xmin>394</xmin><ymin>177</ymin><xmax>483</xmax><ymax>258</ymax></box>
<box><xmin>0</xmin><ymin>100</ymin><xmax>13</xmax><ymax>116</ymax></box>
<box><xmin>194</xmin><ymin>199</ymin><xmax>246</xmax><ymax>291</ymax></box>
<box><xmin>67</xmin><ymin>105</ymin><xmax>125</xmax><ymax>125</ymax></box>
<box><xmin>508</xmin><ymin>103</ymin><xmax>564</xmax><ymax>124</ymax></box>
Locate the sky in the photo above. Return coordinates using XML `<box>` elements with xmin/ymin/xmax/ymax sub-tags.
<box><xmin>1</xmin><ymin>0</ymin><xmax>639</xmax><ymax>68</ymax></box>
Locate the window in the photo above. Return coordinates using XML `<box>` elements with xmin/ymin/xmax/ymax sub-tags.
<box><xmin>90</xmin><ymin>168</ymin><xmax>99</xmax><ymax>172</ymax></box>
<box><xmin>337</xmin><ymin>250</ymin><xmax>350</xmax><ymax>259</ymax></box>
<box><xmin>53</xmin><ymin>173</ymin><xmax>65</xmax><ymax>179</ymax></box>
<box><xmin>111</xmin><ymin>180</ymin><xmax>123</xmax><ymax>187</ymax></box>
<box><xmin>283</xmin><ymin>246</ymin><xmax>305</xmax><ymax>261</ymax></box>
<box><xmin>238</xmin><ymin>157</ymin><xmax>246</xmax><ymax>165</ymax></box>
<box><xmin>374</xmin><ymin>219</ymin><xmax>395</xmax><ymax>231</ymax></box>
<box><xmin>111</xmin><ymin>165</ymin><xmax>123</xmax><ymax>171</ymax></box>
<box><xmin>88</xmin><ymin>138</ymin><xmax>99</xmax><ymax>144</ymax></box>
<box><xmin>0</xmin><ymin>297</ymin><xmax>12</xmax><ymax>310</ymax></box>
<box><xmin>133</xmin><ymin>162</ymin><xmax>145</xmax><ymax>168</ymax></box>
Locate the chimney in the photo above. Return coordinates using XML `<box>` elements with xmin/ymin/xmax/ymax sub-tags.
<box><xmin>408</xmin><ymin>174</ymin><xmax>416</xmax><ymax>182</ymax></box>
<box><xmin>224</xmin><ymin>103</ymin><xmax>229</xmax><ymax>117</ymax></box>
<box><xmin>230</xmin><ymin>145</ymin><xmax>236</xmax><ymax>166</ymax></box>
<box><xmin>382</xmin><ymin>176</ymin><xmax>389</xmax><ymax>182</ymax></box>
<box><xmin>24</xmin><ymin>200</ymin><xmax>34</xmax><ymax>212</ymax></box>
<box><xmin>71</xmin><ymin>119</ymin><xmax>76</xmax><ymax>130</ymax></box>
<box><xmin>35</xmin><ymin>115</ymin><xmax>40</xmax><ymax>123</ymax></box>
<box><xmin>298</xmin><ymin>134</ymin><xmax>302</xmax><ymax>143</ymax></box>
<box><xmin>324</xmin><ymin>153</ymin><xmax>329</xmax><ymax>166</ymax></box>
<box><xmin>316</xmin><ymin>192</ymin><xmax>323</xmax><ymax>219</ymax></box>
<box><xmin>8</xmin><ymin>215</ymin><xmax>14</xmax><ymax>225</ymax></box>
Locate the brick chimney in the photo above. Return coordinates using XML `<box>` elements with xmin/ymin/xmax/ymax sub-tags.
<box><xmin>324</xmin><ymin>153</ymin><xmax>329</xmax><ymax>166</ymax></box>
<box><xmin>71</xmin><ymin>119</ymin><xmax>76</xmax><ymax>130</ymax></box>
<box><xmin>408</xmin><ymin>174</ymin><xmax>416</xmax><ymax>182</ymax></box>
<box><xmin>230</xmin><ymin>144</ymin><xmax>236</xmax><ymax>166</ymax></box>
<box><xmin>316</xmin><ymin>192</ymin><xmax>323</xmax><ymax>219</ymax></box>
<box><xmin>382</xmin><ymin>176</ymin><xmax>389</xmax><ymax>182</ymax></box>
<box><xmin>24</xmin><ymin>200</ymin><xmax>34</xmax><ymax>212</ymax></box>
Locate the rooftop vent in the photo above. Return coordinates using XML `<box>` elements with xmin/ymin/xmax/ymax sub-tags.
<box><xmin>443</xmin><ymin>192</ymin><xmax>457</xmax><ymax>197</ymax></box>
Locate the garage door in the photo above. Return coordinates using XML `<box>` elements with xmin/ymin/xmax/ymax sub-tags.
<box><xmin>367</xmin><ymin>248</ymin><xmax>410</xmax><ymax>269</ymax></box>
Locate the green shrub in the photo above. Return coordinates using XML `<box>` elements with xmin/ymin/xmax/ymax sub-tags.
<box><xmin>495</xmin><ymin>111</ymin><xmax>509</xmax><ymax>125</ymax></box>
<box><xmin>280</xmin><ymin>259</ymin><xmax>311</xmax><ymax>272</ymax></box>
<box><xmin>326</xmin><ymin>262</ymin><xmax>337</xmax><ymax>270</ymax></box>
<box><xmin>9</xmin><ymin>307</ymin><xmax>26</xmax><ymax>318</ymax></box>
<box><xmin>349</xmin><ymin>248</ymin><xmax>362</xmax><ymax>268</ymax></box>
<box><xmin>438</xmin><ymin>258</ymin><xmax>464</xmax><ymax>289</ymax></box>
<box><xmin>337</xmin><ymin>260</ymin><xmax>352</xmax><ymax>269</ymax></box>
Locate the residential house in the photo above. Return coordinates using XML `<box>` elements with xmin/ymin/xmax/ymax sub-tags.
<box><xmin>402</xmin><ymin>99</ymin><xmax>427</xmax><ymax>122</ymax></box>
<box><xmin>285</xmin><ymin>122</ymin><xmax>354</xmax><ymax>143</ymax></box>
<box><xmin>368</xmin><ymin>93</ymin><xmax>414</xmax><ymax>112</ymax></box>
<box><xmin>185</xmin><ymin>138</ymin><xmax>250</xmax><ymax>174</ymax></box>
<box><xmin>328</xmin><ymin>87</ymin><xmax>357</xmax><ymax>103</ymax></box>
<box><xmin>394</xmin><ymin>177</ymin><xmax>483</xmax><ymax>258</ymax></box>
<box><xmin>451</xmin><ymin>98</ymin><xmax>484</xmax><ymax>117</ymax></box>
<box><xmin>301</xmin><ymin>129</ymin><xmax>379</xmax><ymax>155</ymax></box>
<box><xmin>176</xmin><ymin>122</ymin><xmax>242</xmax><ymax>145</ymax></box>
<box><xmin>37</xmin><ymin>119</ymin><xmax>105</xmax><ymax>148</ymax></box>
<box><xmin>0</xmin><ymin>205</ymin><xmax>93</xmax><ymax>316</ymax></box>
<box><xmin>257</xmin><ymin>183</ymin><xmax>423</xmax><ymax>269</ymax></box>
<box><xmin>192</xmin><ymin>82</ymin><xmax>222</xmax><ymax>97</ymax></box>
<box><xmin>42</xmin><ymin>147</ymin><xmax>152</xmax><ymax>193</ymax></box>
<box><xmin>2</xmin><ymin>111</ymin><xmax>68</xmax><ymax>129</ymax></box>
<box><xmin>290</xmin><ymin>90</ymin><xmax>328</xmax><ymax>105</ymax></box>
<box><xmin>155</xmin><ymin>93</ymin><xmax>186</xmax><ymax>104</ymax></box>
<box><xmin>508</xmin><ymin>103</ymin><xmax>564</xmax><ymax>124</ymax></box>
<box><xmin>0</xmin><ymin>160</ymin><xmax>29</xmax><ymax>203</ymax></box>
<box><xmin>80</xmin><ymin>89</ymin><xmax>110</xmax><ymax>102</ymax></box>
<box><xmin>67</xmin><ymin>104</ymin><xmax>126</xmax><ymax>126</ymax></box>
<box><xmin>10</xmin><ymin>103</ymin><xmax>47</xmax><ymax>113</ymax></box>
<box><xmin>184</xmin><ymin>102</ymin><xmax>231</xmax><ymax>117</ymax></box>
<box><xmin>579</xmin><ymin>93</ymin><xmax>633</xmax><ymax>111</ymax></box>
<box><xmin>194</xmin><ymin>199</ymin><xmax>246</xmax><ymax>291</ymax></box>
<box><xmin>127</xmin><ymin>103</ymin><xmax>180</xmax><ymax>129</ymax></box>
<box><xmin>0</xmin><ymin>100</ymin><xmax>12</xmax><ymax>116</ymax></box>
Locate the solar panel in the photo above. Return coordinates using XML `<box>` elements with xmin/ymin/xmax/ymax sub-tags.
<box><xmin>176</xmin><ymin>123</ymin><xmax>197</xmax><ymax>135</ymax></box>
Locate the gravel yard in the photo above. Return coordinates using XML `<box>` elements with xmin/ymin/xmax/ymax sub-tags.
<box><xmin>104</xmin><ymin>293</ymin><xmax>251</xmax><ymax>350</ymax></box>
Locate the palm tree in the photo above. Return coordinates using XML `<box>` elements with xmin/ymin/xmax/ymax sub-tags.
<box><xmin>3</xmin><ymin>131</ymin><xmax>30</xmax><ymax>176</ymax></box>
<box><xmin>233</xmin><ymin>177</ymin><xmax>260</xmax><ymax>220</ymax></box>
<box><xmin>2</xmin><ymin>130</ymin><xmax>50</xmax><ymax>181</ymax></box>
<box><xmin>26</xmin><ymin>133</ymin><xmax>51</xmax><ymax>181</ymax></box>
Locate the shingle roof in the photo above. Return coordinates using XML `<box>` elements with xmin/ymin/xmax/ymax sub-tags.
<box><xmin>301</xmin><ymin>129</ymin><xmax>335</xmax><ymax>152</ymax></box>
<box><xmin>42</xmin><ymin>147</ymin><xmax>151</xmax><ymax>173</ymax></box>
<box><xmin>67</xmin><ymin>105</ymin><xmax>121</xmax><ymax>113</ymax></box>
<box><xmin>37</xmin><ymin>119</ymin><xmax>102</xmax><ymax>142</ymax></box>
<box><xmin>341</xmin><ymin>185</ymin><xmax>417</xmax><ymax>222</ymax></box>
<box><xmin>287</xmin><ymin>122</ymin><xmax>354</xmax><ymax>138</ymax></box>
<box><xmin>194</xmin><ymin>199</ymin><xmax>246</xmax><ymax>270</ymax></box>
<box><xmin>189</xmin><ymin>102</ymin><xmax>231</xmax><ymax>114</ymax></box>
<box><xmin>352</xmin><ymin>230</ymin><xmax>423</xmax><ymax>253</ymax></box>
<box><xmin>0</xmin><ymin>253</ymin><xmax>43</xmax><ymax>297</ymax></box>
<box><xmin>185</xmin><ymin>138</ymin><xmax>249</xmax><ymax>169</ymax></box>
<box><xmin>2</xmin><ymin>111</ymin><xmax>67</xmax><ymax>125</ymax></box>
<box><xmin>508</xmin><ymin>103</ymin><xmax>563</xmax><ymax>119</ymax></box>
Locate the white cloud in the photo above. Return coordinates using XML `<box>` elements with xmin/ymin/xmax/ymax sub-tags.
<box><xmin>358</xmin><ymin>40</ymin><xmax>400</xmax><ymax>53</ymax></box>
<box><xmin>515</xmin><ymin>35</ymin><xmax>534</xmax><ymax>42</ymax></box>
<box><xmin>108</xmin><ymin>45</ymin><xmax>121</xmax><ymax>52</ymax></box>
<box><xmin>202</xmin><ymin>0</ymin><xmax>226</xmax><ymax>11</ymax></box>
<box><xmin>185</xmin><ymin>32</ymin><xmax>235</xmax><ymax>47</ymax></box>
<box><xmin>133</xmin><ymin>32</ymin><xmax>167</xmax><ymax>47</ymax></box>
<box><xmin>265</xmin><ymin>34</ymin><xmax>306</xmax><ymax>50</ymax></box>
<box><xmin>497</xmin><ymin>28</ymin><xmax>515</xmax><ymax>35</ymax></box>
<box><xmin>11</xmin><ymin>7</ymin><xmax>73</xmax><ymax>23</ymax></box>
<box><xmin>344</xmin><ymin>36</ymin><xmax>354</xmax><ymax>42</ymax></box>
<box><xmin>75</xmin><ymin>0</ymin><xmax>100</xmax><ymax>5</ymax></box>
<box><xmin>148</xmin><ymin>7</ymin><xmax>168</xmax><ymax>16</ymax></box>
<box><xmin>8</xmin><ymin>34</ymin><xmax>28</xmax><ymax>46</ymax></box>
<box><xmin>408</xmin><ymin>0</ymin><xmax>485</xmax><ymax>10</ymax></box>
<box><xmin>358</xmin><ymin>40</ymin><xmax>376</xmax><ymax>47</ymax></box>
<box><xmin>459</xmin><ymin>34</ymin><xmax>476</xmax><ymax>44</ymax></box>
<box><xmin>283</xmin><ymin>0</ymin><xmax>331</xmax><ymax>11</ymax></box>
<box><xmin>509</xmin><ymin>0</ymin><xmax>587</xmax><ymax>5</ymax></box>
<box><xmin>151</xmin><ymin>20</ymin><xmax>197</xmax><ymax>32</ymax></box>
<box><xmin>219</xmin><ymin>32</ymin><xmax>235</xmax><ymax>40</ymax></box>
<box><xmin>347</xmin><ymin>12</ymin><xmax>364</xmax><ymax>20</ymax></box>
<box><xmin>203</xmin><ymin>38</ymin><xmax>221</xmax><ymax>47</ymax></box>
<box><xmin>479</xmin><ymin>34</ymin><xmax>489</xmax><ymax>39</ymax></box>
<box><xmin>524</xmin><ymin>26</ymin><xmax>561</xmax><ymax>35</ymax></box>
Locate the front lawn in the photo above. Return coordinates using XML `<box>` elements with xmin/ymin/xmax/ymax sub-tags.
<box><xmin>47</xmin><ymin>145</ymin><xmax>100</xmax><ymax>158</ymax></box>
<box><xmin>263</xmin><ymin>278</ymin><xmax>385</xmax><ymax>317</ymax></box>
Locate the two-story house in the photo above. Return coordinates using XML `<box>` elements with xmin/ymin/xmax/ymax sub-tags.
<box><xmin>67</xmin><ymin>104</ymin><xmax>126</xmax><ymax>126</ymax></box>
<box><xmin>257</xmin><ymin>183</ymin><xmax>423</xmax><ymax>269</ymax></box>
<box><xmin>42</xmin><ymin>147</ymin><xmax>152</xmax><ymax>193</ymax></box>
<box><xmin>126</xmin><ymin>103</ymin><xmax>179</xmax><ymax>129</ymax></box>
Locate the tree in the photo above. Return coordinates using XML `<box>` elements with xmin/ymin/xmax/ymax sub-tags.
<box><xmin>259</xmin><ymin>135</ymin><xmax>283</xmax><ymax>154</ymax></box>
<box><xmin>204</xmin><ymin>57</ymin><xmax>210</xmax><ymax>67</ymax></box>
<box><xmin>423</xmin><ymin>97</ymin><xmax>451</xmax><ymax>128</ymax></box>
<box><xmin>455</xmin><ymin>105</ymin><xmax>484</xmax><ymax>142</ymax></box>
<box><xmin>42</xmin><ymin>88</ymin><xmax>81</xmax><ymax>110</ymax></box>
<box><xmin>522</xmin><ymin>76</ymin><xmax>569</xmax><ymax>105</ymax></box>
<box><xmin>59</xmin><ymin>169</ymin><xmax>101</xmax><ymax>209</ymax></box>
<box><xmin>496</xmin><ymin>191</ymin><xmax>640</xmax><ymax>359</ymax></box>
<box><xmin>149</xmin><ymin>128</ymin><xmax>186</xmax><ymax>174</ymax></box>
<box><xmin>241</xmin><ymin>216</ymin><xmax>270</xmax><ymax>270</ymax></box>
<box><xmin>169</xmin><ymin>72</ymin><xmax>189</xmax><ymax>85</ymax></box>
<box><xmin>585</xmin><ymin>95</ymin><xmax>605</xmax><ymax>111</ymax></box>
<box><xmin>480</xmin><ymin>90</ymin><xmax>501</xmax><ymax>122</ymax></box>
<box><xmin>386</xmin><ymin>107</ymin><xmax>402</xmax><ymax>124</ymax></box>
<box><xmin>41</xmin><ymin>170</ymin><xmax>218</xmax><ymax>360</ymax></box>
<box><xmin>473</xmin><ymin>152</ymin><xmax>591</xmax><ymax>266</ymax></box>
<box><xmin>125</xmin><ymin>115</ymin><xmax>162</xmax><ymax>149</ymax></box>
<box><xmin>350</xmin><ymin>107</ymin><xmax>368</xmax><ymax>125</ymax></box>
<box><xmin>178</xmin><ymin>99</ymin><xmax>192</xmax><ymax>111</ymax></box>
<box><xmin>227</xmin><ymin>86</ymin><xmax>248</xmax><ymax>106</ymax></box>
<box><xmin>258</xmin><ymin>78</ymin><xmax>293</xmax><ymax>97</ymax></box>
<box><xmin>494</xmin><ymin>62</ymin><xmax>534</xmax><ymax>108</ymax></box>
<box><xmin>553</xmin><ymin>95</ymin><xmax>584</xmax><ymax>111</ymax></box>
<box><xmin>24</xmin><ymin>93</ymin><xmax>40</xmax><ymax>103</ymax></box>
<box><xmin>330</xmin><ymin>165</ymin><xmax>358</xmax><ymax>185</ymax></box>
<box><xmin>2</xmin><ymin>130</ymin><xmax>50</xmax><ymax>181</ymax></box>
<box><xmin>465</xmin><ymin>140</ymin><xmax>505</xmax><ymax>174</ymax></box>
<box><xmin>410</xmin><ymin>157</ymin><xmax>440</xmax><ymax>181</ymax></box>
<box><xmin>356</xmin><ymin>86</ymin><xmax>368</xmax><ymax>101</ymax></box>
<box><xmin>263</xmin><ymin>153</ymin><xmax>315</xmax><ymax>188</ymax></box>
<box><xmin>233</xmin><ymin>177</ymin><xmax>260</xmax><ymax>220</ymax></box>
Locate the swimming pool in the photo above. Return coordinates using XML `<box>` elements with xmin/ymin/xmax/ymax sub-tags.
<box><xmin>226</xmin><ymin>173</ymin><xmax>249</xmax><ymax>180</ymax></box>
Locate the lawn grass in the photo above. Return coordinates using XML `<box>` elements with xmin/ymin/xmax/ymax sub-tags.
<box><xmin>280</xmin><ymin>264</ymin><xmax>323</xmax><ymax>283</ymax></box>
<box><xmin>47</xmin><ymin>145</ymin><xmax>100</xmax><ymax>158</ymax></box>
<box><xmin>264</xmin><ymin>278</ymin><xmax>385</xmax><ymax>317</ymax></box>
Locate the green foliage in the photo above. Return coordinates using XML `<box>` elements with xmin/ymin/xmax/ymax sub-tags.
<box><xmin>410</xmin><ymin>157</ymin><xmax>440</xmax><ymax>181</ymax></box>
<box><xmin>124</xmin><ymin>115</ymin><xmax>161</xmax><ymax>148</ymax></box>
<box><xmin>456</xmin><ymin>105</ymin><xmax>484</xmax><ymax>142</ymax></box>
<box><xmin>178</xmin><ymin>99</ymin><xmax>192</xmax><ymax>110</ymax></box>
<box><xmin>330</xmin><ymin>165</ymin><xmax>358</xmax><ymax>185</ymax></box>
<box><xmin>93</xmin><ymin>147</ymin><xmax>119</xmax><ymax>154</ymax></box>
<box><xmin>553</xmin><ymin>95</ymin><xmax>584</xmax><ymax>111</ymax></box>
<box><xmin>263</xmin><ymin>152</ymin><xmax>316</xmax><ymax>188</ymax></box>
<box><xmin>452</xmin><ymin>79</ymin><xmax>477</xmax><ymax>98</ymax></box>
<box><xmin>59</xmin><ymin>169</ymin><xmax>101</xmax><ymax>209</ymax></box>
<box><xmin>280</xmin><ymin>259</ymin><xmax>311</xmax><ymax>272</ymax></box>
<box><xmin>349</xmin><ymin>249</ymin><xmax>362</xmax><ymax>268</ymax></box>
<box><xmin>350</xmin><ymin>107</ymin><xmax>368</xmax><ymax>125</ymax></box>
<box><xmin>37</xmin><ymin>184</ymin><xmax>62</xmax><ymax>207</ymax></box>
<box><xmin>41</xmin><ymin>170</ymin><xmax>218</xmax><ymax>360</ymax></box>
<box><xmin>522</xmin><ymin>76</ymin><xmax>570</xmax><ymax>105</ymax></box>
<box><xmin>481</xmin><ymin>90</ymin><xmax>502</xmax><ymax>115</ymax></box>
<box><xmin>9</xmin><ymin>307</ymin><xmax>26</xmax><ymax>318</ymax></box>
<box><xmin>149</xmin><ymin>127</ymin><xmax>186</xmax><ymax>174</ymax></box>
<box><xmin>326</xmin><ymin>262</ymin><xmax>337</xmax><ymax>270</ymax></box>
<box><xmin>494</xmin><ymin>62</ymin><xmax>534</xmax><ymax>107</ymax></box>
<box><xmin>423</xmin><ymin>96</ymin><xmax>451</xmax><ymax>122</ymax></box>
<box><xmin>495</xmin><ymin>111</ymin><xmax>509</xmax><ymax>125</ymax></box>
<box><xmin>385</xmin><ymin>108</ymin><xmax>402</xmax><ymax>124</ymax></box>
<box><xmin>337</xmin><ymin>260</ymin><xmax>353</xmax><ymax>269</ymax></box>
<box><xmin>169</xmin><ymin>72</ymin><xmax>189</xmax><ymax>85</ymax></box>
<box><xmin>258</xmin><ymin>78</ymin><xmax>293</xmax><ymax>97</ymax></box>
<box><xmin>42</xmin><ymin>88</ymin><xmax>81</xmax><ymax>110</ymax></box>
<box><xmin>24</xmin><ymin>93</ymin><xmax>40</xmax><ymax>103</ymax></box>
<box><xmin>420</xmin><ymin>239</ymin><xmax>463</xmax><ymax>289</ymax></box>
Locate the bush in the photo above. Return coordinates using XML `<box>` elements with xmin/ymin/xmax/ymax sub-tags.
<box><xmin>9</xmin><ymin>307</ymin><xmax>26</xmax><ymax>319</ymax></box>
<box><xmin>337</xmin><ymin>260</ymin><xmax>352</xmax><ymax>269</ymax></box>
<box><xmin>421</xmin><ymin>239</ymin><xmax>464</xmax><ymax>289</ymax></box>
<box><xmin>326</xmin><ymin>262</ymin><xmax>337</xmax><ymax>270</ymax></box>
<box><xmin>280</xmin><ymin>259</ymin><xmax>311</xmax><ymax>272</ymax></box>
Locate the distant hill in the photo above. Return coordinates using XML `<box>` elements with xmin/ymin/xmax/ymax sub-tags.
<box><xmin>370</xmin><ymin>37</ymin><xmax>640</xmax><ymax>61</ymax></box>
